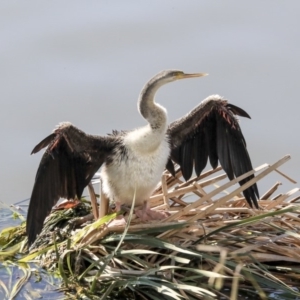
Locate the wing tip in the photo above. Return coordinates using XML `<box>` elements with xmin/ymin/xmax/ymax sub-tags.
<box><xmin>226</xmin><ymin>103</ymin><xmax>251</xmax><ymax>119</ymax></box>
<box><xmin>26</xmin><ymin>219</ymin><xmax>38</xmax><ymax>246</ymax></box>
<box><xmin>31</xmin><ymin>133</ymin><xmax>56</xmax><ymax>155</ymax></box>
<box><xmin>243</xmin><ymin>183</ymin><xmax>260</xmax><ymax>209</ymax></box>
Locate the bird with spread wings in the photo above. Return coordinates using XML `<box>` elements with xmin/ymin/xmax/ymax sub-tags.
<box><xmin>27</xmin><ymin>70</ymin><xmax>259</xmax><ymax>246</ymax></box>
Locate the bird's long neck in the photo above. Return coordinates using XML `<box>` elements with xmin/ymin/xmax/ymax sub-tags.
<box><xmin>138</xmin><ymin>76</ymin><xmax>168</xmax><ymax>133</ymax></box>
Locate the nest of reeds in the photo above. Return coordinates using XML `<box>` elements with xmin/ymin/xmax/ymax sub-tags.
<box><xmin>2</xmin><ymin>155</ymin><xmax>300</xmax><ymax>299</ymax></box>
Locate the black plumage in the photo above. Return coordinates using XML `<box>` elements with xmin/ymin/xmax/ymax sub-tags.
<box><xmin>27</xmin><ymin>123</ymin><xmax>118</xmax><ymax>245</ymax></box>
<box><xmin>166</xmin><ymin>96</ymin><xmax>259</xmax><ymax>208</ymax></box>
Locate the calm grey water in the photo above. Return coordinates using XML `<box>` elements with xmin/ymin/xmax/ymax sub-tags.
<box><xmin>0</xmin><ymin>199</ymin><xmax>64</xmax><ymax>299</ymax></box>
<box><xmin>0</xmin><ymin>1</ymin><xmax>299</xmax><ymax>206</ymax></box>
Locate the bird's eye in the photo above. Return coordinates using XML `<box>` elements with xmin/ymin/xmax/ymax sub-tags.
<box><xmin>172</xmin><ymin>71</ymin><xmax>181</xmax><ymax>78</ymax></box>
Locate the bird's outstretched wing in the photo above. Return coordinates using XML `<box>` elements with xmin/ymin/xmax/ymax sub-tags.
<box><xmin>166</xmin><ymin>95</ymin><xmax>259</xmax><ymax>208</ymax></box>
<box><xmin>27</xmin><ymin>122</ymin><xmax>118</xmax><ymax>245</ymax></box>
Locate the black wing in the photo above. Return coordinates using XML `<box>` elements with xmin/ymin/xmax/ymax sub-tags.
<box><xmin>166</xmin><ymin>95</ymin><xmax>259</xmax><ymax>208</ymax></box>
<box><xmin>27</xmin><ymin>122</ymin><xmax>118</xmax><ymax>245</ymax></box>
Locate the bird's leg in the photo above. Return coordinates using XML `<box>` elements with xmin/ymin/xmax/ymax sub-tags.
<box><xmin>108</xmin><ymin>201</ymin><xmax>126</xmax><ymax>227</ymax></box>
<box><xmin>135</xmin><ymin>200</ymin><xmax>170</xmax><ymax>221</ymax></box>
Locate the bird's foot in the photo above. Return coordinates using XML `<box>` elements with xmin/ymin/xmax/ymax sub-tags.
<box><xmin>108</xmin><ymin>215</ymin><xmax>127</xmax><ymax>227</ymax></box>
<box><xmin>135</xmin><ymin>202</ymin><xmax>169</xmax><ymax>221</ymax></box>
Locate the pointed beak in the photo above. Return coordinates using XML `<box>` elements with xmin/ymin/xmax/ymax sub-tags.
<box><xmin>181</xmin><ymin>72</ymin><xmax>208</xmax><ymax>79</ymax></box>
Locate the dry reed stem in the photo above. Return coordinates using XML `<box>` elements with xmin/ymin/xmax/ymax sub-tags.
<box><xmin>88</xmin><ymin>183</ymin><xmax>99</xmax><ymax>220</ymax></box>
<box><xmin>161</xmin><ymin>174</ymin><xmax>170</xmax><ymax>209</ymax></box>
<box><xmin>275</xmin><ymin>168</ymin><xmax>297</xmax><ymax>183</ymax></box>
<box><xmin>99</xmin><ymin>180</ymin><xmax>109</xmax><ymax>218</ymax></box>
<box><xmin>260</xmin><ymin>181</ymin><xmax>282</xmax><ymax>200</ymax></box>
<box><xmin>166</xmin><ymin>156</ymin><xmax>289</xmax><ymax>223</ymax></box>
<box><xmin>265</xmin><ymin>188</ymin><xmax>300</xmax><ymax>210</ymax></box>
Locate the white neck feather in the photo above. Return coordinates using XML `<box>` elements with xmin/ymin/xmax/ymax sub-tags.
<box><xmin>125</xmin><ymin>123</ymin><xmax>167</xmax><ymax>153</ymax></box>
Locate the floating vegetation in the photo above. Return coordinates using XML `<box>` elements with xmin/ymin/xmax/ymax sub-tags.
<box><xmin>1</xmin><ymin>155</ymin><xmax>300</xmax><ymax>299</ymax></box>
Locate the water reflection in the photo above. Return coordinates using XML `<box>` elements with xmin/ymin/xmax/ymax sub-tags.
<box><xmin>0</xmin><ymin>263</ymin><xmax>64</xmax><ymax>300</ymax></box>
<box><xmin>0</xmin><ymin>200</ymin><xmax>64</xmax><ymax>299</ymax></box>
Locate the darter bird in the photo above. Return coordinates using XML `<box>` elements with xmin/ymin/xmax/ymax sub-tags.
<box><xmin>27</xmin><ymin>70</ymin><xmax>259</xmax><ymax>246</ymax></box>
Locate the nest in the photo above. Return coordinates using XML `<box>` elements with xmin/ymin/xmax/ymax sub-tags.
<box><xmin>1</xmin><ymin>155</ymin><xmax>300</xmax><ymax>299</ymax></box>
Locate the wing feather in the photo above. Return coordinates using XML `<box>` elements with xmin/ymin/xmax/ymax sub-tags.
<box><xmin>216</xmin><ymin>117</ymin><xmax>234</xmax><ymax>180</ymax></box>
<box><xmin>181</xmin><ymin>139</ymin><xmax>194</xmax><ymax>180</ymax></box>
<box><xmin>194</xmin><ymin>131</ymin><xmax>208</xmax><ymax>176</ymax></box>
<box><xmin>205</xmin><ymin>115</ymin><xmax>218</xmax><ymax>169</ymax></box>
<box><xmin>167</xmin><ymin>95</ymin><xmax>259</xmax><ymax>208</ymax></box>
<box><xmin>27</xmin><ymin>123</ymin><xmax>118</xmax><ymax>245</ymax></box>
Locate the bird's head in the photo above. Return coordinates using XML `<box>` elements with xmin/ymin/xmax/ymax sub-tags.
<box><xmin>139</xmin><ymin>69</ymin><xmax>208</xmax><ymax>114</ymax></box>
<box><xmin>156</xmin><ymin>70</ymin><xmax>208</xmax><ymax>84</ymax></box>
<box><xmin>138</xmin><ymin>69</ymin><xmax>208</xmax><ymax>127</ymax></box>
